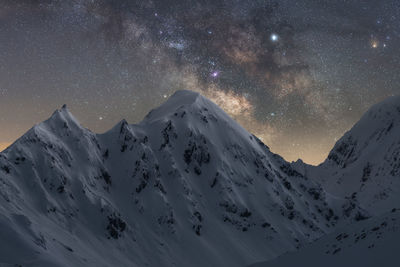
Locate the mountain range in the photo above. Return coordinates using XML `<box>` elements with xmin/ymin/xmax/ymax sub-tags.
<box><xmin>0</xmin><ymin>90</ymin><xmax>398</xmax><ymax>266</ymax></box>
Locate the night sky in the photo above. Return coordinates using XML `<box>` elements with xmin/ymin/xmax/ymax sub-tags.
<box><xmin>1</xmin><ymin>0</ymin><xmax>399</xmax><ymax>164</ymax></box>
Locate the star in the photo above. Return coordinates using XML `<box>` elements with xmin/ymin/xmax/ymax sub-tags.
<box><xmin>371</xmin><ymin>40</ymin><xmax>379</xmax><ymax>48</ymax></box>
<box><xmin>211</xmin><ymin>71</ymin><xmax>219</xmax><ymax>78</ymax></box>
<box><xmin>270</xmin><ymin>33</ymin><xmax>279</xmax><ymax>42</ymax></box>
<box><xmin>2</xmin><ymin>0</ymin><xmax>400</xmax><ymax>166</ymax></box>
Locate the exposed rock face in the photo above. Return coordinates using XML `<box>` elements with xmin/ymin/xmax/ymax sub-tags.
<box><xmin>298</xmin><ymin>95</ymin><xmax>400</xmax><ymax>215</ymax></box>
<box><xmin>2</xmin><ymin>90</ymin><xmax>399</xmax><ymax>267</ymax></box>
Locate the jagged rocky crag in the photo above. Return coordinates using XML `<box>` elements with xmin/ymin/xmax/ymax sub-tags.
<box><xmin>0</xmin><ymin>90</ymin><xmax>398</xmax><ymax>267</ymax></box>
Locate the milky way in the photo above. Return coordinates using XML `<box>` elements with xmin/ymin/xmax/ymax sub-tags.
<box><xmin>0</xmin><ymin>0</ymin><xmax>400</xmax><ymax>164</ymax></box>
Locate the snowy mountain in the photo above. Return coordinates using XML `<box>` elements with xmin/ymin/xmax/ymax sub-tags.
<box><xmin>0</xmin><ymin>90</ymin><xmax>366</xmax><ymax>267</ymax></box>
<box><xmin>249</xmin><ymin>208</ymin><xmax>400</xmax><ymax>267</ymax></box>
<box><xmin>295</xmin><ymin>95</ymin><xmax>400</xmax><ymax>215</ymax></box>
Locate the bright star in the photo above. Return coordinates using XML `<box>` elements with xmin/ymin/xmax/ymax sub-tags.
<box><xmin>211</xmin><ymin>71</ymin><xmax>219</xmax><ymax>78</ymax></box>
<box><xmin>371</xmin><ymin>40</ymin><xmax>379</xmax><ymax>48</ymax></box>
<box><xmin>270</xmin><ymin>33</ymin><xmax>279</xmax><ymax>42</ymax></box>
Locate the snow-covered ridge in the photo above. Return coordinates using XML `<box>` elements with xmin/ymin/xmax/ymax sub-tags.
<box><xmin>142</xmin><ymin>90</ymin><xmax>203</xmax><ymax>122</ymax></box>
<box><xmin>325</xmin><ymin>95</ymin><xmax>400</xmax><ymax>168</ymax></box>
<box><xmin>298</xmin><ymin>95</ymin><xmax>400</xmax><ymax>215</ymax></box>
<box><xmin>0</xmin><ymin>90</ymin><xmax>398</xmax><ymax>266</ymax></box>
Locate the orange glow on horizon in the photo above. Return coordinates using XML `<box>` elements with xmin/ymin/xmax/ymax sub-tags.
<box><xmin>0</xmin><ymin>142</ymin><xmax>11</xmax><ymax>152</ymax></box>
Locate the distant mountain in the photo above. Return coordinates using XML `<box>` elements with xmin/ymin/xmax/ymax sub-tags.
<box><xmin>295</xmin><ymin>95</ymin><xmax>400</xmax><ymax>215</ymax></box>
<box><xmin>0</xmin><ymin>90</ymin><xmax>397</xmax><ymax>267</ymax></box>
<box><xmin>268</xmin><ymin>96</ymin><xmax>400</xmax><ymax>267</ymax></box>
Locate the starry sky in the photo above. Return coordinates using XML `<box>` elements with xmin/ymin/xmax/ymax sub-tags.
<box><xmin>0</xmin><ymin>0</ymin><xmax>400</xmax><ymax>164</ymax></box>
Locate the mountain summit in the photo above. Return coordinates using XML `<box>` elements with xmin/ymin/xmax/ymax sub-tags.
<box><xmin>0</xmin><ymin>90</ymin><xmax>398</xmax><ymax>266</ymax></box>
<box><xmin>142</xmin><ymin>90</ymin><xmax>204</xmax><ymax>122</ymax></box>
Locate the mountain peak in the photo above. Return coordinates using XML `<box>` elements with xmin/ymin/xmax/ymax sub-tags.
<box><xmin>47</xmin><ymin>105</ymin><xmax>80</xmax><ymax>127</ymax></box>
<box><xmin>325</xmin><ymin>95</ymin><xmax>400</xmax><ymax>168</ymax></box>
<box><xmin>108</xmin><ymin>119</ymin><xmax>130</xmax><ymax>136</ymax></box>
<box><xmin>169</xmin><ymin>90</ymin><xmax>201</xmax><ymax>102</ymax></box>
<box><xmin>142</xmin><ymin>90</ymin><xmax>206</xmax><ymax>122</ymax></box>
<box><xmin>160</xmin><ymin>90</ymin><xmax>201</xmax><ymax>108</ymax></box>
<box><xmin>1</xmin><ymin>90</ymin><xmax>397</xmax><ymax>267</ymax></box>
<box><xmin>25</xmin><ymin>105</ymin><xmax>85</xmax><ymax>141</ymax></box>
<box><xmin>360</xmin><ymin>95</ymin><xmax>400</xmax><ymax>127</ymax></box>
<box><xmin>304</xmin><ymin>94</ymin><xmax>400</xmax><ymax>215</ymax></box>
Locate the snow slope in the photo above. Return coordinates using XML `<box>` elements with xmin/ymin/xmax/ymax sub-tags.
<box><xmin>0</xmin><ymin>90</ymin><xmax>365</xmax><ymax>267</ymax></box>
<box><xmin>296</xmin><ymin>95</ymin><xmax>400</xmax><ymax>215</ymax></box>
<box><xmin>249</xmin><ymin>208</ymin><xmax>400</xmax><ymax>267</ymax></box>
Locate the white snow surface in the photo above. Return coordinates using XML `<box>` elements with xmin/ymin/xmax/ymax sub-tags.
<box><xmin>295</xmin><ymin>95</ymin><xmax>400</xmax><ymax>215</ymax></box>
<box><xmin>0</xmin><ymin>90</ymin><xmax>397</xmax><ymax>266</ymax></box>
<box><xmin>249</xmin><ymin>208</ymin><xmax>400</xmax><ymax>267</ymax></box>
